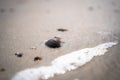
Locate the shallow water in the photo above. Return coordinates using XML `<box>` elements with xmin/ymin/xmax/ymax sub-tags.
<box><xmin>0</xmin><ymin>0</ymin><xmax>120</xmax><ymax>80</ymax></box>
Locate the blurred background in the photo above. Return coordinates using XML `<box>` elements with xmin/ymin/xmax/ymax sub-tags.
<box><xmin>0</xmin><ymin>0</ymin><xmax>120</xmax><ymax>80</ymax></box>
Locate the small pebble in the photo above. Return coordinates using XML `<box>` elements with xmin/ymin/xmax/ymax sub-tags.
<box><xmin>45</xmin><ymin>37</ymin><xmax>61</xmax><ymax>48</ymax></box>
<box><xmin>30</xmin><ymin>46</ymin><xmax>37</xmax><ymax>50</ymax></box>
<box><xmin>57</xmin><ymin>28</ymin><xmax>68</xmax><ymax>32</ymax></box>
<box><xmin>34</xmin><ymin>56</ymin><xmax>42</xmax><ymax>61</ymax></box>
<box><xmin>15</xmin><ymin>52</ymin><xmax>23</xmax><ymax>57</ymax></box>
<box><xmin>0</xmin><ymin>67</ymin><xmax>5</xmax><ymax>72</ymax></box>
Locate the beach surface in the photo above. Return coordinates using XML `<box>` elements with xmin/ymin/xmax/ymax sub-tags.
<box><xmin>0</xmin><ymin>0</ymin><xmax>120</xmax><ymax>80</ymax></box>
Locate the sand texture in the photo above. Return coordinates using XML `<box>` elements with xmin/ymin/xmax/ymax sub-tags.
<box><xmin>0</xmin><ymin>0</ymin><xmax>120</xmax><ymax>80</ymax></box>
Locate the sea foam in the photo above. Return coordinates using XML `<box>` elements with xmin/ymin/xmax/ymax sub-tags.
<box><xmin>12</xmin><ymin>41</ymin><xmax>118</xmax><ymax>80</ymax></box>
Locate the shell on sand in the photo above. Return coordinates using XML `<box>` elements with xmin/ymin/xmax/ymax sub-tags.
<box><xmin>34</xmin><ymin>56</ymin><xmax>42</xmax><ymax>61</ymax></box>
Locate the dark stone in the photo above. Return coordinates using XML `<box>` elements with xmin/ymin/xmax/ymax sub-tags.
<box><xmin>0</xmin><ymin>68</ymin><xmax>5</xmax><ymax>72</ymax></box>
<box><xmin>15</xmin><ymin>52</ymin><xmax>23</xmax><ymax>57</ymax></box>
<box><xmin>45</xmin><ymin>37</ymin><xmax>61</xmax><ymax>48</ymax></box>
<box><xmin>57</xmin><ymin>28</ymin><xmax>68</xmax><ymax>32</ymax></box>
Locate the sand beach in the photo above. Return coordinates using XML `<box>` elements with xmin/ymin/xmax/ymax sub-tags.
<box><xmin>0</xmin><ymin>0</ymin><xmax>120</xmax><ymax>80</ymax></box>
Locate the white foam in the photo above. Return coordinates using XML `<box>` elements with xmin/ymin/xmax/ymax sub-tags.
<box><xmin>12</xmin><ymin>41</ymin><xmax>118</xmax><ymax>80</ymax></box>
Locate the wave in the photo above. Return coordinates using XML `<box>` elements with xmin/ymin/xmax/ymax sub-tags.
<box><xmin>12</xmin><ymin>41</ymin><xmax>118</xmax><ymax>80</ymax></box>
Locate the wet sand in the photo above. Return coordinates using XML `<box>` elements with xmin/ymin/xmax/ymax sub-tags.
<box><xmin>0</xmin><ymin>0</ymin><xmax>120</xmax><ymax>80</ymax></box>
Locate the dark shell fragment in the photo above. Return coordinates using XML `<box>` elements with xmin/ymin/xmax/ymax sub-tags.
<box><xmin>34</xmin><ymin>56</ymin><xmax>42</xmax><ymax>61</ymax></box>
